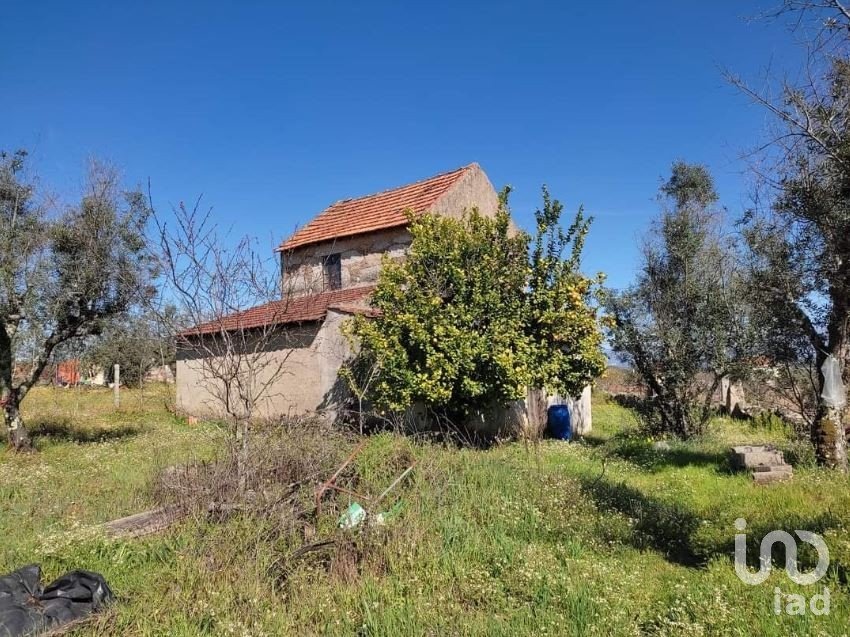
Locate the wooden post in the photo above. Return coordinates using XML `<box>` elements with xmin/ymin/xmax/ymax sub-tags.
<box><xmin>113</xmin><ymin>364</ymin><xmax>120</xmax><ymax>409</ymax></box>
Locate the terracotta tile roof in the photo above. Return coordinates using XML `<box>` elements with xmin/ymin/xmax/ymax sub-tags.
<box><xmin>180</xmin><ymin>286</ymin><xmax>375</xmax><ymax>336</ymax></box>
<box><xmin>278</xmin><ymin>164</ymin><xmax>476</xmax><ymax>251</ymax></box>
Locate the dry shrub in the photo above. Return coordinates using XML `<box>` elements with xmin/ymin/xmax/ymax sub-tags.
<box><xmin>328</xmin><ymin>527</ymin><xmax>391</xmax><ymax>583</ymax></box>
<box><xmin>154</xmin><ymin>419</ymin><xmax>427</xmax><ymax>592</ymax></box>
<box><xmin>382</xmin><ymin>443</ymin><xmax>416</xmax><ymax>475</ymax></box>
<box><xmin>153</xmin><ymin>416</ymin><xmax>355</xmax><ymax>532</ymax></box>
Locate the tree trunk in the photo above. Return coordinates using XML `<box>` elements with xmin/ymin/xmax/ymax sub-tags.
<box><xmin>813</xmin><ymin>403</ymin><xmax>848</xmax><ymax>471</ymax></box>
<box><xmin>236</xmin><ymin>420</ymin><xmax>249</xmax><ymax>493</ymax></box>
<box><xmin>4</xmin><ymin>399</ymin><xmax>31</xmax><ymax>451</ymax></box>
<box><xmin>698</xmin><ymin>375</ymin><xmax>723</xmax><ymax>435</ymax></box>
<box><xmin>0</xmin><ymin>326</ymin><xmax>31</xmax><ymax>451</ymax></box>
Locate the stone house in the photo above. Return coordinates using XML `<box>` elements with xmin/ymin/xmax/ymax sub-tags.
<box><xmin>278</xmin><ymin>163</ymin><xmax>501</xmax><ymax>297</ymax></box>
<box><xmin>177</xmin><ymin>163</ymin><xmax>501</xmax><ymax>420</ymax></box>
<box><xmin>175</xmin><ymin>162</ymin><xmax>592</xmax><ymax>434</ymax></box>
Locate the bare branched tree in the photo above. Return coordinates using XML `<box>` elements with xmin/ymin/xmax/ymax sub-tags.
<box><xmin>337</xmin><ymin>330</ymin><xmax>383</xmax><ymax>435</ymax></box>
<box><xmin>150</xmin><ymin>197</ymin><xmax>300</xmax><ymax>474</ymax></box>
<box><xmin>759</xmin><ymin>1</ymin><xmax>850</xmax><ymax>58</ymax></box>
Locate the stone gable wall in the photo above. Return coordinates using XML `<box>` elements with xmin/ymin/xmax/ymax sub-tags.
<box><xmin>281</xmin><ymin>167</ymin><xmax>505</xmax><ymax>298</ymax></box>
<box><xmin>281</xmin><ymin>227</ymin><xmax>411</xmax><ymax>298</ymax></box>
<box><xmin>430</xmin><ymin>164</ymin><xmax>501</xmax><ymax>220</ymax></box>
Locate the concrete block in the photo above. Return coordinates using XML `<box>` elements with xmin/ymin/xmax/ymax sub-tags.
<box><xmin>730</xmin><ymin>445</ymin><xmax>785</xmax><ymax>470</ymax></box>
<box><xmin>752</xmin><ymin>466</ymin><xmax>793</xmax><ymax>484</ymax></box>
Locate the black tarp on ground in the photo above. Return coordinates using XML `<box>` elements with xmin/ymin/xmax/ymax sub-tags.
<box><xmin>0</xmin><ymin>565</ymin><xmax>113</xmax><ymax>636</ymax></box>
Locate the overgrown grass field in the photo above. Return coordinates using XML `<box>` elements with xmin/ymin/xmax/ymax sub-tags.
<box><xmin>2</xmin><ymin>386</ymin><xmax>850</xmax><ymax>635</ymax></box>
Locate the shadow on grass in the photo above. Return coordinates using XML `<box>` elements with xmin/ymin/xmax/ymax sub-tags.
<box><xmin>581</xmin><ymin>434</ymin><xmax>727</xmax><ymax>473</ymax></box>
<box><xmin>580</xmin><ymin>475</ymin><xmax>704</xmax><ymax>566</ymax></box>
<box><xmin>713</xmin><ymin>511</ymin><xmax>849</xmax><ymax>583</ymax></box>
<box><xmin>28</xmin><ymin>417</ymin><xmax>142</xmax><ymax>444</ymax></box>
<box><xmin>580</xmin><ymin>475</ymin><xmax>849</xmax><ymax>580</ymax></box>
<box><xmin>578</xmin><ymin>434</ymin><xmax>607</xmax><ymax>448</ymax></box>
<box><xmin>623</xmin><ymin>446</ymin><xmax>727</xmax><ymax>472</ymax></box>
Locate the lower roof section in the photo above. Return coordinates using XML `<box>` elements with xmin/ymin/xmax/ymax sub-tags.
<box><xmin>180</xmin><ymin>285</ymin><xmax>375</xmax><ymax>336</ymax></box>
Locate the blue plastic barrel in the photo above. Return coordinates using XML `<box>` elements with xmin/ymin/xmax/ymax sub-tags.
<box><xmin>547</xmin><ymin>405</ymin><xmax>572</xmax><ymax>440</ymax></box>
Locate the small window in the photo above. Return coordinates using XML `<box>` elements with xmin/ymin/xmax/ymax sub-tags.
<box><xmin>322</xmin><ymin>253</ymin><xmax>342</xmax><ymax>290</ymax></box>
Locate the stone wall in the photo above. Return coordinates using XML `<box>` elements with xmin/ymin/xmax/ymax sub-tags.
<box><xmin>562</xmin><ymin>386</ymin><xmax>593</xmax><ymax>436</ymax></box>
<box><xmin>281</xmin><ymin>227</ymin><xmax>411</xmax><ymax>298</ymax></box>
<box><xmin>430</xmin><ymin>164</ymin><xmax>501</xmax><ymax>220</ymax></box>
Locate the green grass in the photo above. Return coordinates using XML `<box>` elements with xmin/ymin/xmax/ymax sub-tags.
<box><xmin>0</xmin><ymin>386</ymin><xmax>224</xmax><ymax>565</ymax></box>
<box><xmin>2</xmin><ymin>388</ymin><xmax>850</xmax><ymax>635</ymax></box>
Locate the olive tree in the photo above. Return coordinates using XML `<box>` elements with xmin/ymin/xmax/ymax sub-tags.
<box><xmin>0</xmin><ymin>151</ymin><xmax>154</xmax><ymax>449</ymax></box>
<box><xmin>606</xmin><ymin>162</ymin><xmax>752</xmax><ymax>439</ymax></box>
<box><xmin>729</xmin><ymin>0</ymin><xmax>850</xmax><ymax>468</ymax></box>
<box><xmin>84</xmin><ymin>311</ymin><xmax>174</xmax><ymax>388</ymax></box>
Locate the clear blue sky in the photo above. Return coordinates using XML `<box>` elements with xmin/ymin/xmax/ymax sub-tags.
<box><xmin>3</xmin><ymin>1</ymin><xmax>798</xmax><ymax>290</ymax></box>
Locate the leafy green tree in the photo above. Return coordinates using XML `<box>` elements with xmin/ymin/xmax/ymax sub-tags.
<box><xmin>0</xmin><ymin>151</ymin><xmax>153</xmax><ymax>449</ymax></box>
<box><xmin>347</xmin><ymin>189</ymin><xmax>605</xmax><ymax>424</ymax></box>
<box><xmin>527</xmin><ymin>189</ymin><xmax>607</xmax><ymax>398</ymax></box>
<box><xmin>606</xmin><ymin>162</ymin><xmax>752</xmax><ymax>439</ymax></box>
<box><xmin>85</xmin><ymin>312</ymin><xmax>174</xmax><ymax>388</ymax></box>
